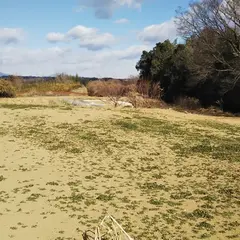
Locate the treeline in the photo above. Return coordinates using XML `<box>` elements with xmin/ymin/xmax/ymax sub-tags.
<box><xmin>136</xmin><ymin>0</ymin><xmax>240</xmax><ymax>113</ymax></box>
<box><xmin>0</xmin><ymin>75</ymin><xmax>126</xmax><ymax>86</ymax></box>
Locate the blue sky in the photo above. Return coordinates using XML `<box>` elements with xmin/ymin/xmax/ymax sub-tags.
<box><xmin>0</xmin><ymin>0</ymin><xmax>189</xmax><ymax>77</ymax></box>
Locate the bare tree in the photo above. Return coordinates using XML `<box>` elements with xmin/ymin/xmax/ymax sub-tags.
<box><xmin>100</xmin><ymin>80</ymin><xmax>127</xmax><ymax>107</ymax></box>
<box><xmin>176</xmin><ymin>0</ymin><xmax>240</xmax><ymax>93</ymax></box>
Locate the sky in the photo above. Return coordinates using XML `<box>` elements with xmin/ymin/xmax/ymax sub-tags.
<box><xmin>0</xmin><ymin>0</ymin><xmax>190</xmax><ymax>78</ymax></box>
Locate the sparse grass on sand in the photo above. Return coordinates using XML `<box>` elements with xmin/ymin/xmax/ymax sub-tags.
<box><xmin>0</xmin><ymin>97</ymin><xmax>239</xmax><ymax>240</ymax></box>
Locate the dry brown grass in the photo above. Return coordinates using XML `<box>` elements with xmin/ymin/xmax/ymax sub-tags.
<box><xmin>17</xmin><ymin>81</ymin><xmax>82</xmax><ymax>97</ymax></box>
<box><xmin>7</xmin><ymin>75</ymin><xmax>24</xmax><ymax>90</ymax></box>
<box><xmin>175</xmin><ymin>96</ymin><xmax>201</xmax><ymax>110</ymax></box>
<box><xmin>87</xmin><ymin>80</ymin><xmax>134</xmax><ymax>106</ymax></box>
<box><xmin>0</xmin><ymin>79</ymin><xmax>16</xmax><ymax>98</ymax></box>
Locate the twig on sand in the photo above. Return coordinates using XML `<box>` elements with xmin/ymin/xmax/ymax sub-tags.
<box><xmin>82</xmin><ymin>215</ymin><xmax>134</xmax><ymax>240</ymax></box>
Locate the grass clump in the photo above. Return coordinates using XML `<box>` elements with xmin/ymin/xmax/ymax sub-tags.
<box><xmin>183</xmin><ymin>209</ymin><xmax>213</xmax><ymax>220</ymax></box>
<box><xmin>149</xmin><ymin>198</ymin><xmax>164</xmax><ymax>206</ymax></box>
<box><xmin>141</xmin><ymin>182</ymin><xmax>169</xmax><ymax>192</ymax></box>
<box><xmin>114</xmin><ymin>120</ymin><xmax>138</xmax><ymax>130</ymax></box>
<box><xmin>69</xmin><ymin>193</ymin><xmax>85</xmax><ymax>203</ymax></box>
<box><xmin>96</xmin><ymin>193</ymin><xmax>115</xmax><ymax>202</ymax></box>
<box><xmin>0</xmin><ymin>80</ymin><xmax>16</xmax><ymax>98</ymax></box>
<box><xmin>27</xmin><ymin>193</ymin><xmax>43</xmax><ymax>202</ymax></box>
<box><xmin>0</xmin><ymin>175</ymin><xmax>6</xmax><ymax>181</ymax></box>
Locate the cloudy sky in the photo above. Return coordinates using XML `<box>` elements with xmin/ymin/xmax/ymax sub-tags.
<box><xmin>0</xmin><ymin>0</ymin><xmax>189</xmax><ymax>77</ymax></box>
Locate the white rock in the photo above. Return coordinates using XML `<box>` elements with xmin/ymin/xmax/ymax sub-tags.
<box><xmin>117</xmin><ymin>101</ymin><xmax>133</xmax><ymax>108</ymax></box>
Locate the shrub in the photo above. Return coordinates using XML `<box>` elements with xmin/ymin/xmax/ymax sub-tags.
<box><xmin>175</xmin><ymin>96</ymin><xmax>201</xmax><ymax>110</ymax></box>
<box><xmin>55</xmin><ymin>73</ymin><xmax>80</xmax><ymax>83</ymax></box>
<box><xmin>7</xmin><ymin>75</ymin><xmax>24</xmax><ymax>89</ymax></box>
<box><xmin>138</xmin><ymin>97</ymin><xmax>166</xmax><ymax>108</ymax></box>
<box><xmin>18</xmin><ymin>81</ymin><xmax>81</xmax><ymax>96</ymax></box>
<box><xmin>87</xmin><ymin>80</ymin><xmax>131</xmax><ymax>107</ymax></box>
<box><xmin>136</xmin><ymin>79</ymin><xmax>149</xmax><ymax>97</ymax></box>
<box><xmin>126</xmin><ymin>91</ymin><xmax>139</xmax><ymax>108</ymax></box>
<box><xmin>0</xmin><ymin>80</ymin><xmax>16</xmax><ymax>98</ymax></box>
<box><xmin>86</xmin><ymin>81</ymin><xmax>106</xmax><ymax>97</ymax></box>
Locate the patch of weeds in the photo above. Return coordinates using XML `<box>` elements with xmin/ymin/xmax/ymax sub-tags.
<box><xmin>67</xmin><ymin>181</ymin><xmax>81</xmax><ymax>187</ymax></box>
<box><xmin>218</xmin><ymin>187</ymin><xmax>235</xmax><ymax>197</ymax></box>
<box><xmin>103</xmin><ymin>174</ymin><xmax>113</xmax><ymax>179</ymax></box>
<box><xmin>166</xmin><ymin>200</ymin><xmax>182</xmax><ymax>207</ymax></box>
<box><xmin>78</xmin><ymin>131</ymin><xmax>98</xmax><ymax>141</ymax></box>
<box><xmin>114</xmin><ymin>120</ymin><xmax>138</xmax><ymax>131</ymax></box>
<box><xmin>60</xmin><ymin>106</ymin><xmax>73</xmax><ymax>110</ymax></box>
<box><xmin>176</xmin><ymin>171</ymin><xmax>193</xmax><ymax>177</ymax></box>
<box><xmin>22</xmin><ymin>188</ymin><xmax>31</xmax><ymax>194</ymax></box>
<box><xmin>10</xmin><ymin>227</ymin><xmax>17</xmax><ymax>230</ymax></box>
<box><xmin>46</xmin><ymin>181</ymin><xmax>59</xmax><ymax>186</ymax></box>
<box><xmin>85</xmin><ymin>175</ymin><xmax>96</xmax><ymax>180</ymax></box>
<box><xmin>149</xmin><ymin>198</ymin><xmax>164</xmax><ymax>206</ymax></box>
<box><xmin>0</xmin><ymin>191</ymin><xmax>8</xmax><ymax>203</ymax></box>
<box><xmin>161</xmin><ymin>213</ymin><xmax>175</xmax><ymax>225</ymax></box>
<box><xmin>183</xmin><ymin>209</ymin><xmax>213</xmax><ymax>220</ymax></box>
<box><xmin>190</xmin><ymin>140</ymin><xmax>240</xmax><ymax>162</ymax></box>
<box><xmin>96</xmin><ymin>194</ymin><xmax>115</xmax><ymax>202</ymax></box>
<box><xmin>0</xmin><ymin>127</ymin><xmax>7</xmax><ymax>136</ymax></box>
<box><xmin>201</xmin><ymin>194</ymin><xmax>218</xmax><ymax>202</ymax></box>
<box><xmin>139</xmin><ymin>165</ymin><xmax>158</xmax><ymax>172</ymax></box>
<box><xmin>152</xmin><ymin>173</ymin><xmax>163</xmax><ymax>179</ymax></box>
<box><xmin>195</xmin><ymin>221</ymin><xmax>214</xmax><ymax>230</ymax></box>
<box><xmin>119</xmin><ymin>196</ymin><xmax>130</xmax><ymax>203</ymax></box>
<box><xmin>0</xmin><ymin>175</ymin><xmax>6</xmax><ymax>181</ymax></box>
<box><xmin>195</xmin><ymin>120</ymin><xmax>240</xmax><ymax>135</ymax></box>
<box><xmin>125</xmin><ymin>201</ymin><xmax>139</xmax><ymax>210</ymax></box>
<box><xmin>27</xmin><ymin>193</ymin><xmax>44</xmax><ymax>202</ymax></box>
<box><xmin>84</xmin><ymin>199</ymin><xmax>96</xmax><ymax>206</ymax></box>
<box><xmin>0</xmin><ymin>103</ymin><xmax>58</xmax><ymax>110</ymax></box>
<box><xmin>136</xmin><ymin>116</ymin><xmax>185</xmax><ymax>136</ymax></box>
<box><xmin>141</xmin><ymin>182</ymin><xmax>169</xmax><ymax>191</ymax></box>
<box><xmin>69</xmin><ymin>193</ymin><xmax>84</xmax><ymax>203</ymax></box>
<box><xmin>199</xmin><ymin>233</ymin><xmax>212</xmax><ymax>239</ymax></box>
<box><xmin>171</xmin><ymin>191</ymin><xmax>192</xmax><ymax>200</ymax></box>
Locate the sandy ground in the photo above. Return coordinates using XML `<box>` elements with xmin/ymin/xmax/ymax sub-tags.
<box><xmin>0</xmin><ymin>97</ymin><xmax>239</xmax><ymax>240</ymax></box>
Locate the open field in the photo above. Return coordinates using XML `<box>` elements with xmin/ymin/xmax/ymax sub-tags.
<box><xmin>0</xmin><ymin>97</ymin><xmax>239</xmax><ymax>240</ymax></box>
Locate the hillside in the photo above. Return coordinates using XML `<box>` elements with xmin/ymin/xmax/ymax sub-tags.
<box><xmin>0</xmin><ymin>72</ymin><xmax>8</xmax><ymax>77</ymax></box>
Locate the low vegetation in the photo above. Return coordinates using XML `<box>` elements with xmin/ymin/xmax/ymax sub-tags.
<box><xmin>19</xmin><ymin>81</ymin><xmax>81</xmax><ymax>96</ymax></box>
<box><xmin>0</xmin><ymin>79</ymin><xmax>16</xmax><ymax>98</ymax></box>
<box><xmin>0</xmin><ymin>74</ymin><xmax>83</xmax><ymax>97</ymax></box>
<box><xmin>0</xmin><ymin>97</ymin><xmax>239</xmax><ymax>239</ymax></box>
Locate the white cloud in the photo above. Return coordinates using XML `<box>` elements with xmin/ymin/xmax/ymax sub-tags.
<box><xmin>138</xmin><ymin>19</ymin><xmax>177</xmax><ymax>44</ymax></box>
<box><xmin>0</xmin><ymin>47</ymin><xmax>71</xmax><ymax>66</ymax></box>
<box><xmin>98</xmin><ymin>45</ymin><xmax>151</xmax><ymax>60</ymax></box>
<box><xmin>79</xmin><ymin>33</ymin><xmax>115</xmax><ymax>51</ymax></box>
<box><xmin>46</xmin><ymin>33</ymin><xmax>67</xmax><ymax>43</ymax></box>
<box><xmin>66</xmin><ymin>26</ymin><xmax>96</xmax><ymax>40</ymax></box>
<box><xmin>114</xmin><ymin>18</ymin><xmax>129</xmax><ymax>24</ymax></box>
<box><xmin>0</xmin><ymin>44</ymin><xmax>148</xmax><ymax>77</ymax></box>
<box><xmin>0</xmin><ymin>28</ymin><xmax>25</xmax><ymax>44</ymax></box>
<box><xmin>79</xmin><ymin>0</ymin><xmax>143</xmax><ymax>19</ymax></box>
<box><xmin>46</xmin><ymin>25</ymin><xmax>115</xmax><ymax>51</ymax></box>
